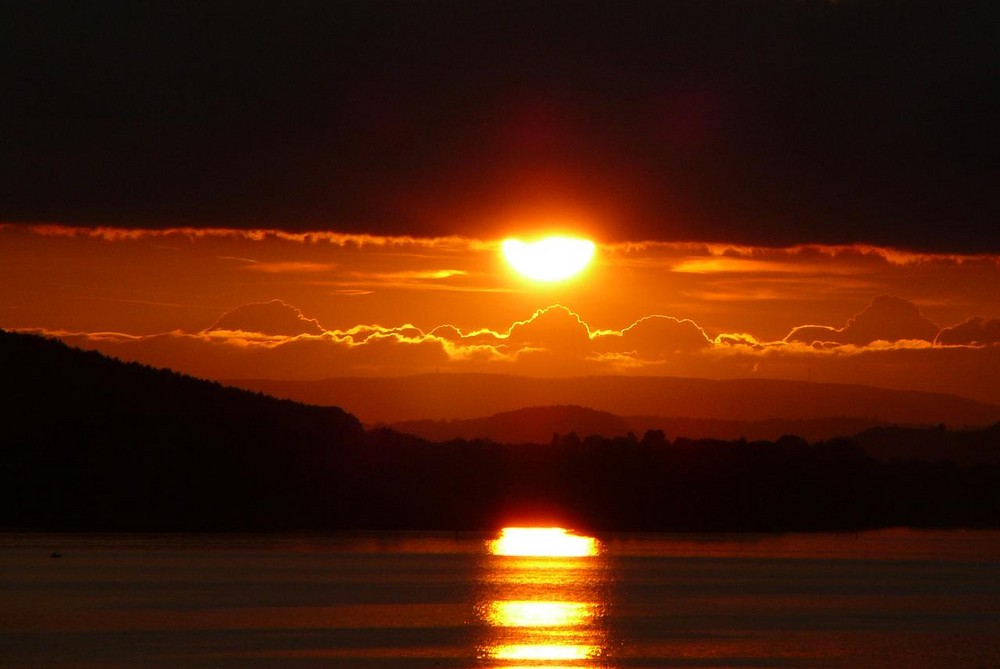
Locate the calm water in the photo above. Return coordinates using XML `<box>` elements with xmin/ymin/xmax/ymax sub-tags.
<box><xmin>3</xmin><ymin>529</ymin><xmax>1000</xmax><ymax>668</ymax></box>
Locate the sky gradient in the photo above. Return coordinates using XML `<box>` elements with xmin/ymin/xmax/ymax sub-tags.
<box><xmin>2</xmin><ymin>2</ymin><xmax>997</xmax><ymax>408</ymax></box>
<box><xmin>4</xmin><ymin>224</ymin><xmax>998</xmax><ymax>405</ymax></box>
<box><xmin>2</xmin><ymin>1</ymin><xmax>998</xmax><ymax>250</ymax></box>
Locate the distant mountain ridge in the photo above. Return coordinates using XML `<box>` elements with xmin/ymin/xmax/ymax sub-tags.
<box><xmin>230</xmin><ymin>373</ymin><xmax>1000</xmax><ymax>428</ymax></box>
<box><xmin>392</xmin><ymin>405</ymin><xmax>633</xmax><ymax>444</ymax></box>
<box><xmin>389</xmin><ymin>405</ymin><xmax>1000</xmax><ymax>464</ymax></box>
<box><xmin>391</xmin><ymin>407</ymin><xmax>896</xmax><ymax>444</ymax></box>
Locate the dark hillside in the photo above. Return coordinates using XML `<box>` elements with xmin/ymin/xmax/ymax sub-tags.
<box><xmin>0</xmin><ymin>330</ymin><xmax>364</xmax><ymax>529</ymax></box>
<box><xmin>856</xmin><ymin>424</ymin><xmax>1000</xmax><ymax>466</ymax></box>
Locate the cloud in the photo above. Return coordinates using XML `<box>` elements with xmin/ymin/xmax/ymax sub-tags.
<box><xmin>241</xmin><ymin>261</ymin><xmax>340</xmax><ymax>274</ymax></box>
<box><xmin>19</xmin><ymin>223</ymin><xmax>495</xmax><ymax>250</ymax></box>
<box><xmin>316</xmin><ymin>268</ymin><xmax>499</xmax><ymax>293</ymax></box>
<box><xmin>20</xmin><ymin>224</ymin><xmax>1000</xmax><ymax>266</ymax></box>
<box><xmin>339</xmin><ymin>324</ymin><xmax>426</xmax><ymax>345</ymax></box>
<box><xmin>712</xmin><ymin>332</ymin><xmax>765</xmax><ymax>350</ymax></box>
<box><xmin>602</xmin><ymin>240</ymin><xmax>1000</xmax><ymax>268</ymax></box>
<box><xmin>783</xmin><ymin>325</ymin><xmax>842</xmax><ymax>347</ymax></box>
<box><xmin>608</xmin><ymin>315</ymin><xmax>712</xmax><ymax>356</ymax></box>
<box><xmin>936</xmin><ymin>317</ymin><xmax>1000</xmax><ymax>346</ymax></box>
<box><xmin>505</xmin><ymin>305</ymin><xmax>593</xmax><ymax>351</ymax></box>
<box><xmin>331</xmin><ymin>331</ymin><xmax>450</xmax><ymax>372</ymax></box>
<box><xmin>19</xmin><ymin>295</ymin><xmax>1000</xmax><ymax>407</ymax></box>
<box><xmin>785</xmin><ymin>295</ymin><xmax>939</xmax><ymax>346</ymax></box>
<box><xmin>205</xmin><ymin>300</ymin><xmax>325</xmax><ymax>336</ymax></box>
<box><xmin>705</xmin><ymin>339</ymin><xmax>1000</xmax><ymax>408</ymax></box>
<box><xmin>428</xmin><ymin>324</ymin><xmax>464</xmax><ymax>341</ymax></box>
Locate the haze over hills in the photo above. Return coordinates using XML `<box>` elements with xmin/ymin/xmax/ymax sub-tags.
<box><xmin>230</xmin><ymin>374</ymin><xmax>1000</xmax><ymax>430</ymax></box>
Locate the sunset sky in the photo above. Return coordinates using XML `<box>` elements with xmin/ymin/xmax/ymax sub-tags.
<box><xmin>2</xmin><ymin>2</ymin><xmax>998</xmax><ymax>406</ymax></box>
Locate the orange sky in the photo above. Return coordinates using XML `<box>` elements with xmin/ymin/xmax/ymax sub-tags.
<box><xmin>2</xmin><ymin>224</ymin><xmax>998</xmax><ymax>405</ymax></box>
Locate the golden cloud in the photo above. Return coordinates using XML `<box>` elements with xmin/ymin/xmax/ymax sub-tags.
<box><xmin>785</xmin><ymin>295</ymin><xmax>939</xmax><ymax>346</ymax></box>
<box><xmin>18</xmin><ymin>299</ymin><xmax>1000</xmax><ymax>406</ymax></box>
<box><xmin>16</xmin><ymin>223</ymin><xmax>495</xmax><ymax>250</ymax></box>
<box><xmin>205</xmin><ymin>299</ymin><xmax>325</xmax><ymax>336</ymax></box>
<box><xmin>936</xmin><ymin>317</ymin><xmax>1000</xmax><ymax>347</ymax></box>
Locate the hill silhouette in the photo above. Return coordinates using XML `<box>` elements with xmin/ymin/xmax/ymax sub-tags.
<box><xmin>625</xmin><ymin>415</ymin><xmax>891</xmax><ymax>443</ymax></box>
<box><xmin>392</xmin><ymin>407</ymin><xmax>893</xmax><ymax>444</ymax></box>
<box><xmin>0</xmin><ymin>330</ymin><xmax>364</xmax><ymax>530</ymax></box>
<box><xmin>855</xmin><ymin>423</ymin><xmax>1000</xmax><ymax>466</ymax></box>
<box><xmin>231</xmin><ymin>373</ymin><xmax>1000</xmax><ymax>428</ymax></box>
<box><xmin>4</xmin><ymin>330</ymin><xmax>1000</xmax><ymax>532</ymax></box>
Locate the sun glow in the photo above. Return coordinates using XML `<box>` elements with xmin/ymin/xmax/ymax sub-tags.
<box><xmin>502</xmin><ymin>236</ymin><xmax>595</xmax><ymax>282</ymax></box>
<box><xmin>488</xmin><ymin>527</ymin><xmax>599</xmax><ymax>557</ymax></box>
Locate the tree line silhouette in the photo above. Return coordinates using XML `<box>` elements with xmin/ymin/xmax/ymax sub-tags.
<box><xmin>2</xmin><ymin>330</ymin><xmax>999</xmax><ymax>532</ymax></box>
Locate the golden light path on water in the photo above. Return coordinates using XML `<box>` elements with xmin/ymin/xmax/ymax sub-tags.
<box><xmin>484</xmin><ymin>600</ymin><xmax>596</xmax><ymax>628</ymax></box>
<box><xmin>479</xmin><ymin>527</ymin><xmax>609</xmax><ymax>666</ymax></box>
<box><xmin>489</xmin><ymin>643</ymin><xmax>600</xmax><ymax>661</ymax></box>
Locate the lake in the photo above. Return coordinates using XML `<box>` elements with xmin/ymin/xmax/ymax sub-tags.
<box><xmin>3</xmin><ymin>529</ymin><xmax>1000</xmax><ymax>667</ymax></box>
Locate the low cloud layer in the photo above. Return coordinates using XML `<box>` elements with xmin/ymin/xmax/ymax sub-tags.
<box><xmin>785</xmin><ymin>295</ymin><xmax>941</xmax><ymax>346</ymax></box>
<box><xmin>24</xmin><ymin>295</ymin><xmax>1000</xmax><ymax>406</ymax></box>
<box><xmin>206</xmin><ymin>300</ymin><xmax>325</xmax><ymax>336</ymax></box>
<box><xmin>936</xmin><ymin>317</ymin><xmax>1000</xmax><ymax>346</ymax></box>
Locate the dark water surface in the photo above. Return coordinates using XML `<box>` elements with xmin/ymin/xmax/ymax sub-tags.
<box><xmin>3</xmin><ymin>529</ymin><xmax>1000</xmax><ymax>668</ymax></box>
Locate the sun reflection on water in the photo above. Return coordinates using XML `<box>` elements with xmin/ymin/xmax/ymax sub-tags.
<box><xmin>484</xmin><ymin>600</ymin><xmax>596</xmax><ymax>628</ymax></box>
<box><xmin>478</xmin><ymin>527</ymin><xmax>612</xmax><ymax>667</ymax></box>
<box><xmin>487</xmin><ymin>643</ymin><xmax>601</xmax><ymax>661</ymax></box>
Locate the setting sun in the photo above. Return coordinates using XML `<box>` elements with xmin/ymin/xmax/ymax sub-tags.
<box><xmin>488</xmin><ymin>527</ymin><xmax>600</xmax><ymax>557</ymax></box>
<box><xmin>502</xmin><ymin>236</ymin><xmax>596</xmax><ymax>282</ymax></box>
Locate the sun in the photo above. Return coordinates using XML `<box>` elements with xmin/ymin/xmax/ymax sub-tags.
<box><xmin>488</xmin><ymin>527</ymin><xmax>599</xmax><ymax>557</ymax></box>
<box><xmin>502</xmin><ymin>236</ymin><xmax>596</xmax><ymax>282</ymax></box>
